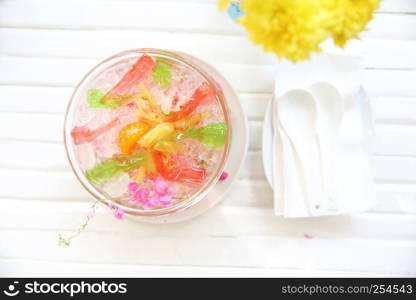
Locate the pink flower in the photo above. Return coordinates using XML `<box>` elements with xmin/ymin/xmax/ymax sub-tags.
<box><xmin>114</xmin><ymin>207</ymin><xmax>124</xmax><ymax>220</ymax></box>
<box><xmin>142</xmin><ymin>201</ymin><xmax>154</xmax><ymax>211</ymax></box>
<box><xmin>128</xmin><ymin>182</ymin><xmax>139</xmax><ymax>193</ymax></box>
<box><xmin>128</xmin><ymin>182</ymin><xmax>147</xmax><ymax>204</ymax></box>
<box><xmin>148</xmin><ymin>193</ymin><xmax>161</xmax><ymax>207</ymax></box>
<box><xmin>138</xmin><ymin>179</ymin><xmax>174</xmax><ymax>210</ymax></box>
<box><xmin>154</xmin><ymin>178</ymin><xmax>169</xmax><ymax>194</ymax></box>
<box><xmin>161</xmin><ymin>195</ymin><xmax>173</xmax><ymax>207</ymax></box>
<box><xmin>135</xmin><ymin>188</ymin><xmax>149</xmax><ymax>203</ymax></box>
<box><xmin>219</xmin><ymin>171</ymin><xmax>229</xmax><ymax>181</ymax></box>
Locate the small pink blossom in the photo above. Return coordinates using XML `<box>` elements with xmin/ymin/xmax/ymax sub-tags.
<box><xmin>148</xmin><ymin>193</ymin><xmax>161</xmax><ymax>207</ymax></box>
<box><xmin>128</xmin><ymin>182</ymin><xmax>139</xmax><ymax>193</ymax></box>
<box><xmin>107</xmin><ymin>202</ymin><xmax>115</xmax><ymax>209</ymax></box>
<box><xmin>87</xmin><ymin>211</ymin><xmax>95</xmax><ymax>219</ymax></box>
<box><xmin>137</xmin><ymin>179</ymin><xmax>175</xmax><ymax>210</ymax></box>
<box><xmin>114</xmin><ymin>207</ymin><xmax>124</xmax><ymax>220</ymax></box>
<box><xmin>154</xmin><ymin>178</ymin><xmax>169</xmax><ymax>194</ymax></box>
<box><xmin>159</xmin><ymin>193</ymin><xmax>173</xmax><ymax>206</ymax></box>
<box><xmin>219</xmin><ymin>171</ymin><xmax>229</xmax><ymax>181</ymax></box>
<box><xmin>304</xmin><ymin>234</ymin><xmax>315</xmax><ymax>239</ymax></box>
<box><xmin>142</xmin><ymin>201</ymin><xmax>154</xmax><ymax>210</ymax></box>
<box><xmin>135</xmin><ymin>188</ymin><xmax>149</xmax><ymax>203</ymax></box>
<box><xmin>147</xmin><ymin>191</ymin><xmax>173</xmax><ymax>208</ymax></box>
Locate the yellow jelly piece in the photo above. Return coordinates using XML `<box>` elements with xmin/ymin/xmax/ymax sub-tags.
<box><xmin>174</xmin><ymin>111</ymin><xmax>209</xmax><ymax>131</ymax></box>
<box><xmin>142</xmin><ymin>150</ymin><xmax>156</xmax><ymax>175</ymax></box>
<box><xmin>136</xmin><ymin>108</ymin><xmax>164</xmax><ymax>126</ymax></box>
<box><xmin>138</xmin><ymin>83</ymin><xmax>161</xmax><ymax>113</ymax></box>
<box><xmin>137</xmin><ymin>122</ymin><xmax>175</xmax><ymax>148</ymax></box>
<box><xmin>131</xmin><ymin>166</ymin><xmax>146</xmax><ymax>183</ymax></box>
<box><xmin>135</xmin><ymin>83</ymin><xmax>165</xmax><ymax>125</ymax></box>
<box><xmin>153</xmin><ymin>140</ymin><xmax>184</xmax><ymax>154</ymax></box>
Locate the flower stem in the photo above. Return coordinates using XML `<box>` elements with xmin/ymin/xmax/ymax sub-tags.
<box><xmin>58</xmin><ymin>201</ymin><xmax>98</xmax><ymax>247</ymax></box>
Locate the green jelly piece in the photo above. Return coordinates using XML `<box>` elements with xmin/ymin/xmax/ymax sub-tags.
<box><xmin>87</xmin><ymin>89</ymin><xmax>125</xmax><ymax>108</ymax></box>
<box><xmin>86</xmin><ymin>153</ymin><xmax>145</xmax><ymax>184</ymax></box>
<box><xmin>152</xmin><ymin>60</ymin><xmax>172</xmax><ymax>89</ymax></box>
<box><xmin>87</xmin><ymin>89</ymin><xmax>105</xmax><ymax>108</ymax></box>
<box><xmin>185</xmin><ymin>122</ymin><xmax>227</xmax><ymax>149</ymax></box>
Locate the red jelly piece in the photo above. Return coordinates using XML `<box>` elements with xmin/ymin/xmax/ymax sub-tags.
<box><xmin>153</xmin><ymin>151</ymin><xmax>206</xmax><ymax>185</ymax></box>
<box><xmin>71</xmin><ymin>118</ymin><xmax>120</xmax><ymax>145</ymax></box>
<box><xmin>174</xmin><ymin>167</ymin><xmax>206</xmax><ymax>185</ymax></box>
<box><xmin>105</xmin><ymin>55</ymin><xmax>156</xmax><ymax>98</ymax></box>
<box><xmin>166</xmin><ymin>82</ymin><xmax>216</xmax><ymax>122</ymax></box>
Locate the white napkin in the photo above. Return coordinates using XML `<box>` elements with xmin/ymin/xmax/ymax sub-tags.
<box><xmin>274</xmin><ymin>54</ymin><xmax>363</xmax><ymax>105</ymax></box>
<box><xmin>272</xmin><ymin>53</ymin><xmax>375</xmax><ymax>218</ymax></box>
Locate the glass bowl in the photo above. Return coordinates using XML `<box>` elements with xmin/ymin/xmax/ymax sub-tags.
<box><xmin>64</xmin><ymin>49</ymin><xmax>246</xmax><ymax>223</ymax></box>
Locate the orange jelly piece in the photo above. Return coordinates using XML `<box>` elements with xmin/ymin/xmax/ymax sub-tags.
<box><xmin>118</xmin><ymin>122</ymin><xmax>150</xmax><ymax>155</ymax></box>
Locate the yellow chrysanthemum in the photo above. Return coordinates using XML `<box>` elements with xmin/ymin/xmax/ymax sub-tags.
<box><xmin>323</xmin><ymin>0</ymin><xmax>380</xmax><ymax>47</ymax></box>
<box><xmin>238</xmin><ymin>0</ymin><xmax>332</xmax><ymax>62</ymax></box>
<box><xmin>218</xmin><ymin>0</ymin><xmax>380</xmax><ymax>62</ymax></box>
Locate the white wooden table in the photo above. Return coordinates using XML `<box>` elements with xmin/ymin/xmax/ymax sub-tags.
<box><xmin>1</xmin><ymin>0</ymin><xmax>416</xmax><ymax>277</ymax></box>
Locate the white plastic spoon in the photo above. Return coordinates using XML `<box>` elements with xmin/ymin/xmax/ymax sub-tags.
<box><xmin>272</xmin><ymin>96</ymin><xmax>286</xmax><ymax>214</ymax></box>
<box><xmin>272</xmin><ymin>96</ymin><xmax>307</xmax><ymax>217</ymax></box>
<box><xmin>278</xmin><ymin>89</ymin><xmax>325</xmax><ymax>215</ymax></box>
<box><xmin>309</xmin><ymin>82</ymin><xmax>344</xmax><ymax>210</ymax></box>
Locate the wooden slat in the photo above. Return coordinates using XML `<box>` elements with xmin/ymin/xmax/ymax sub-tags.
<box><xmin>1</xmin><ymin>179</ymin><xmax>415</xmax><ymax>214</ymax></box>
<box><xmin>1</xmin><ymin>28</ymin><xmax>416</xmax><ymax>69</ymax></box>
<box><xmin>1</xmin><ymin>56</ymin><xmax>416</xmax><ymax>96</ymax></box>
<box><xmin>0</xmin><ymin>28</ymin><xmax>274</xmax><ymax>65</ymax></box>
<box><xmin>0</xmin><ymin>170</ymin><xmax>88</xmax><ymax>201</ymax></box>
<box><xmin>366</xmin><ymin>13</ymin><xmax>416</xmax><ymax>40</ymax></box>
<box><xmin>0</xmin><ymin>140</ymin><xmax>67</xmax><ymax>170</ymax></box>
<box><xmin>0</xmin><ymin>113</ymin><xmax>64</xmax><ymax>143</ymax></box>
<box><xmin>2</xmin><ymin>85</ymin><xmax>416</xmax><ymax>125</ymax></box>
<box><xmin>1</xmin><ymin>0</ymin><xmax>415</xmax><ymax>41</ymax></box>
<box><xmin>372</xmin><ymin>124</ymin><xmax>416</xmax><ymax>156</ymax></box>
<box><xmin>0</xmin><ymin>150</ymin><xmax>414</xmax><ymax>202</ymax></box>
<box><xmin>362</xmin><ymin>39</ymin><xmax>416</xmax><ymax>70</ymax></box>
<box><xmin>239</xmin><ymin>151</ymin><xmax>416</xmax><ymax>183</ymax></box>
<box><xmin>2</xmin><ymin>199</ymin><xmax>416</xmax><ymax>239</ymax></box>
<box><xmin>1</xmin><ymin>225</ymin><xmax>416</xmax><ymax>274</ymax></box>
<box><xmin>361</xmin><ymin>69</ymin><xmax>416</xmax><ymax>97</ymax></box>
<box><xmin>0</xmin><ymin>0</ymin><xmax>244</xmax><ymax>35</ymax></box>
<box><xmin>372</xmin><ymin>97</ymin><xmax>416</xmax><ymax>124</ymax></box>
<box><xmin>0</xmin><ymin>258</ymin><xmax>382</xmax><ymax>277</ymax></box>
<box><xmin>0</xmin><ymin>86</ymin><xmax>271</xmax><ymax>120</ymax></box>
<box><xmin>0</xmin><ymin>56</ymin><xmax>275</xmax><ymax>93</ymax></box>
<box><xmin>0</xmin><ymin>85</ymin><xmax>72</xmax><ymax>114</ymax></box>
<box><xmin>103</xmin><ymin>0</ymin><xmax>416</xmax><ymax>14</ymax></box>
<box><xmin>0</xmin><ymin>85</ymin><xmax>271</xmax><ymax>122</ymax></box>
<box><xmin>380</xmin><ymin>0</ymin><xmax>416</xmax><ymax>13</ymax></box>
<box><xmin>1</xmin><ymin>112</ymin><xmax>416</xmax><ymax>155</ymax></box>
<box><xmin>371</xmin><ymin>155</ymin><xmax>416</xmax><ymax>183</ymax></box>
<box><xmin>228</xmin><ymin>181</ymin><xmax>416</xmax><ymax>214</ymax></box>
<box><xmin>1</xmin><ymin>86</ymin><xmax>416</xmax><ymax>129</ymax></box>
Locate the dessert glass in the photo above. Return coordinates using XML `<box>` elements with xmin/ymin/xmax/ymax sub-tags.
<box><xmin>64</xmin><ymin>49</ymin><xmax>245</xmax><ymax>223</ymax></box>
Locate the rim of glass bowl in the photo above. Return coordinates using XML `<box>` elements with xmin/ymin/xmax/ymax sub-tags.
<box><xmin>64</xmin><ymin>48</ymin><xmax>231</xmax><ymax>217</ymax></box>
